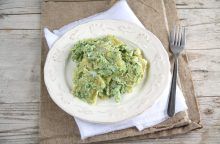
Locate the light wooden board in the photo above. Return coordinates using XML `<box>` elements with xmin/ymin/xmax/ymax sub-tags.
<box><xmin>0</xmin><ymin>14</ymin><xmax>40</xmax><ymax>30</ymax></box>
<box><xmin>0</xmin><ymin>0</ymin><xmax>220</xmax><ymax>143</ymax></box>
<box><xmin>0</xmin><ymin>0</ymin><xmax>41</xmax><ymax>14</ymax></box>
<box><xmin>0</xmin><ymin>29</ymin><xmax>40</xmax><ymax>144</ymax></box>
<box><xmin>176</xmin><ymin>0</ymin><xmax>220</xmax><ymax>9</ymax></box>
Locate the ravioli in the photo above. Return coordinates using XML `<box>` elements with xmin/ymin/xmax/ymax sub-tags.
<box><xmin>71</xmin><ymin>35</ymin><xmax>147</xmax><ymax>104</ymax></box>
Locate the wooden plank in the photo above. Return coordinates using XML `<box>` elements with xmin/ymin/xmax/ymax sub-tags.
<box><xmin>178</xmin><ymin>9</ymin><xmax>220</xmax><ymax>27</ymax></box>
<box><xmin>0</xmin><ymin>30</ymin><xmax>40</xmax><ymax>83</ymax></box>
<box><xmin>0</xmin><ymin>65</ymin><xmax>40</xmax><ymax>82</ymax></box>
<box><xmin>0</xmin><ymin>0</ymin><xmax>41</xmax><ymax>14</ymax></box>
<box><xmin>0</xmin><ymin>103</ymin><xmax>39</xmax><ymax>124</ymax></box>
<box><xmin>0</xmin><ymin>29</ymin><xmax>40</xmax><ymax>38</ymax></box>
<box><xmin>176</xmin><ymin>0</ymin><xmax>220</xmax><ymax>58</ymax></box>
<box><xmin>192</xmin><ymin>70</ymin><xmax>220</xmax><ymax>82</ymax></box>
<box><xmin>0</xmin><ymin>14</ymin><xmax>40</xmax><ymax>29</ymax></box>
<box><xmin>0</xmin><ymin>29</ymin><xmax>40</xmax><ymax>143</ymax></box>
<box><xmin>0</xmin><ymin>30</ymin><xmax>40</xmax><ymax>59</ymax></box>
<box><xmin>183</xmin><ymin>23</ymin><xmax>220</xmax><ymax>50</ymax></box>
<box><xmin>194</xmin><ymin>80</ymin><xmax>220</xmax><ymax>97</ymax></box>
<box><xmin>187</xmin><ymin>49</ymin><xmax>220</xmax><ymax>97</ymax></box>
<box><xmin>176</xmin><ymin>0</ymin><xmax>220</xmax><ymax>9</ymax></box>
<box><xmin>0</xmin><ymin>30</ymin><xmax>40</xmax><ymax>104</ymax></box>
<box><xmin>187</xmin><ymin>49</ymin><xmax>220</xmax><ymax>73</ymax></box>
<box><xmin>188</xmin><ymin>48</ymin><xmax>220</xmax><ymax>63</ymax></box>
<box><xmin>0</xmin><ymin>81</ymin><xmax>39</xmax><ymax>103</ymax></box>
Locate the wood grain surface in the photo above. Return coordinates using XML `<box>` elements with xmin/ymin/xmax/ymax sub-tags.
<box><xmin>0</xmin><ymin>0</ymin><xmax>220</xmax><ymax>143</ymax></box>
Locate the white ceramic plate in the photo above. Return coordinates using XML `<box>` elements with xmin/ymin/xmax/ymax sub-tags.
<box><xmin>44</xmin><ymin>20</ymin><xmax>170</xmax><ymax>123</ymax></box>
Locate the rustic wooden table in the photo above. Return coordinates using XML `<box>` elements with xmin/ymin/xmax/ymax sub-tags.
<box><xmin>0</xmin><ymin>0</ymin><xmax>219</xmax><ymax>143</ymax></box>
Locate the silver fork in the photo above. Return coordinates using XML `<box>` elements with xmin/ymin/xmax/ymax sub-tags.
<box><xmin>167</xmin><ymin>26</ymin><xmax>186</xmax><ymax>117</ymax></box>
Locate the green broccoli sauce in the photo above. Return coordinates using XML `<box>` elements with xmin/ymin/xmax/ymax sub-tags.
<box><xmin>71</xmin><ymin>35</ymin><xmax>147</xmax><ymax>104</ymax></box>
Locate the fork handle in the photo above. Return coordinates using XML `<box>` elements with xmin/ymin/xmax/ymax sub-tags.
<box><xmin>167</xmin><ymin>57</ymin><xmax>178</xmax><ymax>117</ymax></box>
